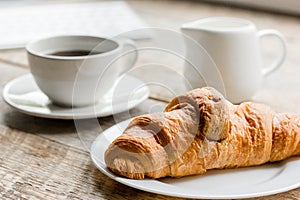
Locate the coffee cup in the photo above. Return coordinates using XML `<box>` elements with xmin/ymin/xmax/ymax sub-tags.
<box><xmin>26</xmin><ymin>35</ymin><xmax>137</xmax><ymax>107</ymax></box>
<box><xmin>181</xmin><ymin>17</ymin><xmax>286</xmax><ymax>103</ymax></box>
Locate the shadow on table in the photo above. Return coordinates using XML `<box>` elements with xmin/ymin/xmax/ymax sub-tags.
<box><xmin>2</xmin><ymin>109</ymin><xmax>77</xmax><ymax>134</ymax></box>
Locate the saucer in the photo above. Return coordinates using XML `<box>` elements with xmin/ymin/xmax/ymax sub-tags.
<box><xmin>3</xmin><ymin>74</ymin><xmax>149</xmax><ymax>119</ymax></box>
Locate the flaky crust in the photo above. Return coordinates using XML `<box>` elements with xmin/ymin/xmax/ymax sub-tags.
<box><xmin>104</xmin><ymin>87</ymin><xmax>300</xmax><ymax>179</ymax></box>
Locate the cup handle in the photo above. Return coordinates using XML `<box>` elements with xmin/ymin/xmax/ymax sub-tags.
<box><xmin>117</xmin><ymin>37</ymin><xmax>138</xmax><ymax>75</ymax></box>
<box><xmin>257</xmin><ymin>29</ymin><xmax>286</xmax><ymax>77</ymax></box>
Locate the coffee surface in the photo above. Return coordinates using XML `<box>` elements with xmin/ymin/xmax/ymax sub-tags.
<box><xmin>49</xmin><ymin>50</ymin><xmax>102</xmax><ymax>56</ymax></box>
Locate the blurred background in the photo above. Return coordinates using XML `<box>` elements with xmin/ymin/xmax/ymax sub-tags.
<box><xmin>0</xmin><ymin>0</ymin><xmax>299</xmax><ymax>49</ymax></box>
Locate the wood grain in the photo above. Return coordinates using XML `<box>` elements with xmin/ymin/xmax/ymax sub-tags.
<box><xmin>0</xmin><ymin>125</ymin><xmax>186</xmax><ymax>200</ymax></box>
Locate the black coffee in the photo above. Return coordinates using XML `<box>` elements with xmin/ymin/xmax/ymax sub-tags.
<box><xmin>49</xmin><ymin>50</ymin><xmax>102</xmax><ymax>57</ymax></box>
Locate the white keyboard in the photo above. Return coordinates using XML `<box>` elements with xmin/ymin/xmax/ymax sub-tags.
<box><xmin>0</xmin><ymin>1</ymin><xmax>151</xmax><ymax>49</ymax></box>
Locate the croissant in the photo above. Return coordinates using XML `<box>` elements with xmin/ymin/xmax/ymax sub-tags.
<box><xmin>104</xmin><ymin>87</ymin><xmax>300</xmax><ymax>179</ymax></box>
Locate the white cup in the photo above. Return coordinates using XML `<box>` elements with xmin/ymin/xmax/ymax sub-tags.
<box><xmin>26</xmin><ymin>35</ymin><xmax>137</xmax><ymax>107</ymax></box>
<box><xmin>181</xmin><ymin>17</ymin><xmax>286</xmax><ymax>103</ymax></box>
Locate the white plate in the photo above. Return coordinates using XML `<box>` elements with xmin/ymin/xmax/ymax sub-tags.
<box><xmin>3</xmin><ymin>74</ymin><xmax>149</xmax><ymax>119</ymax></box>
<box><xmin>91</xmin><ymin>119</ymin><xmax>300</xmax><ymax>199</ymax></box>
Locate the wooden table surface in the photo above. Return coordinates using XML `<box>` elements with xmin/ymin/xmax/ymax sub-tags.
<box><xmin>1</xmin><ymin>0</ymin><xmax>300</xmax><ymax>199</ymax></box>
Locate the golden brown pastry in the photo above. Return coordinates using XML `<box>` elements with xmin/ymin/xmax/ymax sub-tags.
<box><xmin>104</xmin><ymin>87</ymin><xmax>300</xmax><ymax>179</ymax></box>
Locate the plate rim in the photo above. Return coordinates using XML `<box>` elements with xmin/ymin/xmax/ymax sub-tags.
<box><xmin>2</xmin><ymin>74</ymin><xmax>149</xmax><ymax>119</ymax></box>
<box><xmin>90</xmin><ymin>119</ymin><xmax>300</xmax><ymax>199</ymax></box>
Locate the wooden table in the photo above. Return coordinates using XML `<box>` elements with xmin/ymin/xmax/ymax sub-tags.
<box><xmin>1</xmin><ymin>0</ymin><xmax>300</xmax><ymax>199</ymax></box>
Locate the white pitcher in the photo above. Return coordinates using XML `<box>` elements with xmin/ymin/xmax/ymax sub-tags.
<box><xmin>181</xmin><ymin>17</ymin><xmax>286</xmax><ymax>103</ymax></box>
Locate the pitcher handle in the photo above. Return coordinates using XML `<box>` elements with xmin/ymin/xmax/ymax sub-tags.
<box><xmin>257</xmin><ymin>29</ymin><xmax>286</xmax><ymax>77</ymax></box>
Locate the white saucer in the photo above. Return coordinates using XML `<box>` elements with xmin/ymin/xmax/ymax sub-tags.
<box><xmin>3</xmin><ymin>74</ymin><xmax>149</xmax><ymax>119</ymax></box>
